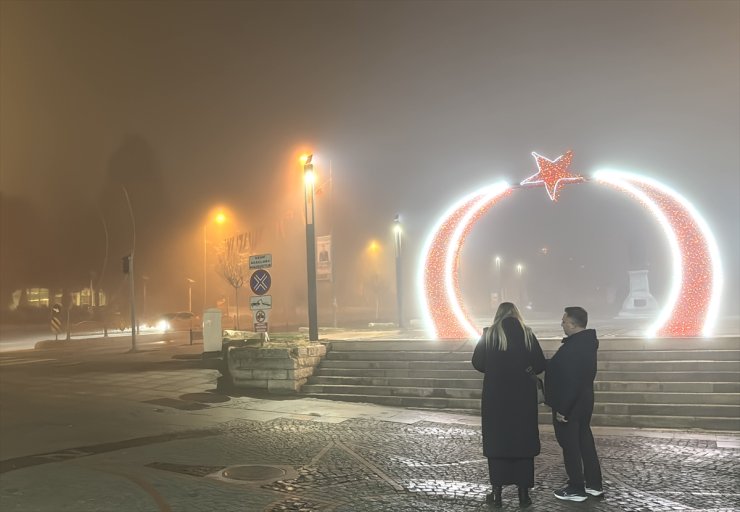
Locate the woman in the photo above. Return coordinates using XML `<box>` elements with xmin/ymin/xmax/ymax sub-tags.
<box><xmin>472</xmin><ymin>302</ymin><xmax>546</xmax><ymax>508</ymax></box>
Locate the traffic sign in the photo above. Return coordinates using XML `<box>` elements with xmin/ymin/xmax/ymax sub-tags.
<box><xmin>249</xmin><ymin>253</ymin><xmax>272</xmax><ymax>269</ymax></box>
<box><xmin>250</xmin><ymin>269</ymin><xmax>271</xmax><ymax>295</ymax></box>
<box><xmin>253</xmin><ymin>309</ymin><xmax>268</xmax><ymax>332</ymax></box>
<box><xmin>50</xmin><ymin>303</ymin><xmax>62</xmax><ymax>335</ymax></box>
<box><xmin>250</xmin><ymin>295</ymin><xmax>272</xmax><ymax>310</ymax></box>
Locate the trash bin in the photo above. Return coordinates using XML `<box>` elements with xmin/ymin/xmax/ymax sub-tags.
<box><xmin>202</xmin><ymin>308</ymin><xmax>223</xmax><ymax>358</ymax></box>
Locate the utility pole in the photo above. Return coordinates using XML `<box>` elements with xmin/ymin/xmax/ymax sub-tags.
<box><xmin>393</xmin><ymin>214</ymin><xmax>404</xmax><ymax>329</ymax></box>
<box><xmin>123</xmin><ymin>254</ymin><xmax>137</xmax><ymax>351</ymax></box>
<box><xmin>122</xmin><ymin>186</ymin><xmax>137</xmax><ymax>351</ymax></box>
<box><xmin>303</xmin><ymin>155</ymin><xmax>319</xmax><ymax>341</ymax></box>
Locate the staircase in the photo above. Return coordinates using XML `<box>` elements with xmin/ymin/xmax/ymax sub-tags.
<box><xmin>302</xmin><ymin>338</ymin><xmax>740</xmax><ymax>431</ymax></box>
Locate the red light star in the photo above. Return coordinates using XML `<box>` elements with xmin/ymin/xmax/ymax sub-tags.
<box><xmin>520</xmin><ymin>150</ymin><xmax>585</xmax><ymax>201</ymax></box>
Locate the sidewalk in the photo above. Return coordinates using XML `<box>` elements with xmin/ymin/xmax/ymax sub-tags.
<box><xmin>1</xmin><ymin>335</ymin><xmax>739</xmax><ymax>511</ymax></box>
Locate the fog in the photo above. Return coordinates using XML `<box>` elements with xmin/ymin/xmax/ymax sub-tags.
<box><xmin>1</xmin><ymin>1</ymin><xmax>738</xmax><ymax>327</ymax></box>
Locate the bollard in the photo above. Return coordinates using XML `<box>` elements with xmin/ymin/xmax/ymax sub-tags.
<box><xmin>189</xmin><ymin>328</ymin><xmax>193</xmax><ymax>345</ymax></box>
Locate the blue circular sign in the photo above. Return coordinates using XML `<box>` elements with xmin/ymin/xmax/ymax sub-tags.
<box><xmin>250</xmin><ymin>269</ymin><xmax>272</xmax><ymax>295</ymax></box>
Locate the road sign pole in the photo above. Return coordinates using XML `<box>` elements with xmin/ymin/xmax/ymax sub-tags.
<box><xmin>128</xmin><ymin>254</ymin><xmax>137</xmax><ymax>352</ymax></box>
<box><xmin>306</xmin><ymin>222</ymin><xmax>318</xmax><ymax>341</ymax></box>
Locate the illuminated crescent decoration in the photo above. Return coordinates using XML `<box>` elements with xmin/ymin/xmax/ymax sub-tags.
<box><xmin>418</xmin><ymin>157</ymin><xmax>723</xmax><ymax>339</ymax></box>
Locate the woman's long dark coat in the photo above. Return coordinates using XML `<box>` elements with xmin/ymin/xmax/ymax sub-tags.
<box><xmin>472</xmin><ymin>317</ymin><xmax>546</xmax><ymax>458</ymax></box>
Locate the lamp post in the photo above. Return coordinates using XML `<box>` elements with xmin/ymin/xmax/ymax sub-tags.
<box><xmin>303</xmin><ymin>154</ymin><xmax>319</xmax><ymax>341</ymax></box>
<box><xmin>494</xmin><ymin>256</ymin><xmax>502</xmax><ymax>303</ymax></box>
<box><xmin>516</xmin><ymin>263</ymin><xmax>524</xmax><ymax>304</ymax></box>
<box><xmin>142</xmin><ymin>275</ymin><xmax>149</xmax><ymax>323</ymax></box>
<box><xmin>121</xmin><ymin>185</ymin><xmax>137</xmax><ymax>351</ymax></box>
<box><xmin>393</xmin><ymin>214</ymin><xmax>404</xmax><ymax>329</ymax></box>
<box><xmin>187</xmin><ymin>278</ymin><xmax>195</xmax><ymax>312</ymax></box>
<box><xmin>203</xmin><ymin>211</ymin><xmax>226</xmax><ymax>312</ymax></box>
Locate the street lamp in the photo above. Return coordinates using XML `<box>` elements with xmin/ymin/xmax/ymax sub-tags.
<box><xmin>303</xmin><ymin>154</ymin><xmax>319</xmax><ymax>341</ymax></box>
<box><xmin>187</xmin><ymin>278</ymin><xmax>195</xmax><ymax>312</ymax></box>
<box><xmin>516</xmin><ymin>263</ymin><xmax>524</xmax><ymax>304</ymax></box>
<box><xmin>494</xmin><ymin>256</ymin><xmax>502</xmax><ymax>303</ymax></box>
<box><xmin>203</xmin><ymin>211</ymin><xmax>226</xmax><ymax>312</ymax></box>
<box><xmin>141</xmin><ymin>275</ymin><xmax>149</xmax><ymax>323</ymax></box>
<box><xmin>393</xmin><ymin>214</ymin><xmax>404</xmax><ymax>329</ymax></box>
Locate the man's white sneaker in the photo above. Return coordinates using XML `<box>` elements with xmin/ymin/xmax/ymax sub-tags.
<box><xmin>585</xmin><ymin>487</ymin><xmax>604</xmax><ymax>497</ymax></box>
<box><xmin>554</xmin><ymin>487</ymin><xmax>588</xmax><ymax>502</ymax></box>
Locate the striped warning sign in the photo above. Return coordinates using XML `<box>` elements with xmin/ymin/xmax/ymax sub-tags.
<box><xmin>50</xmin><ymin>317</ymin><xmax>62</xmax><ymax>333</ymax></box>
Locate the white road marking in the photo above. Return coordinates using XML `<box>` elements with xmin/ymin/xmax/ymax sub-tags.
<box><xmin>0</xmin><ymin>358</ymin><xmax>57</xmax><ymax>366</ymax></box>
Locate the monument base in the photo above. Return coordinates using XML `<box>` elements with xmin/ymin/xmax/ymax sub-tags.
<box><xmin>618</xmin><ymin>269</ymin><xmax>659</xmax><ymax>318</ymax></box>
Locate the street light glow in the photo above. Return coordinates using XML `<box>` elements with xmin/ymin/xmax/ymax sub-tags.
<box><xmin>304</xmin><ymin>168</ymin><xmax>316</xmax><ymax>186</ymax></box>
<box><xmin>303</xmin><ymin>154</ymin><xmax>316</xmax><ymax>187</ymax></box>
<box><xmin>215</xmin><ymin>212</ymin><xmax>226</xmax><ymax>224</ymax></box>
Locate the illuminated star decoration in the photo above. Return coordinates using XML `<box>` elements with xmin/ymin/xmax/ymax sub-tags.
<box><xmin>519</xmin><ymin>150</ymin><xmax>586</xmax><ymax>201</ymax></box>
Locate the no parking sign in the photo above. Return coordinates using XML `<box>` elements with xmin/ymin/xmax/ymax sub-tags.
<box><xmin>250</xmin><ymin>269</ymin><xmax>271</xmax><ymax>296</ymax></box>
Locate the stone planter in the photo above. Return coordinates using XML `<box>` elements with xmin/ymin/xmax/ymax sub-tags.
<box><xmin>223</xmin><ymin>343</ymin><xmax>326</xmax><ymax>393</ymax></box>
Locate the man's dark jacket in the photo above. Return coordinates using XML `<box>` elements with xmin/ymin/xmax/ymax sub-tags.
<box><xmin>545</xmin><ymin>329</ymin><xmax>599</xmax><ymax>419</ymax></box>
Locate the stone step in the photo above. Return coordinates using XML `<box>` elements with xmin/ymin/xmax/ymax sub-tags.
<box><xmin>308</xmin><ymin>339</ymin><xmax>740</xmax><ymax>430</ymax></box>
<box><xmin>594</xmin><ymin>350</ymin><xmax>740</xmax><ymax>362</ymax></box>
<box><xmin>308</xmin><ymin>375</ymin><xmax>740</xmax><ymax>393</ymax></box>
<box><xmin>319</xmin><ymin>360</ymin><xmax>478</xmax><ymax>371</ymax></box>
<box><xmin>324</xmin><ymin>349</ymin><xmax>740</xmax><ymax>362</ymax></box>
<box><xmin>302</xmin><ymin>392</ymin><xmax>481</xmax><ymax>410</ymax></box>
<box><xmin>319</xmin><ymin>358</ymin><xmax>738</xmax><ymax>372</ymax></box>
<box><xmin>594</xmin><ymin>371</ymin><xmax>740</xmax><ymax>382</ymax></box>
<box><xmin>317</xmin><ymin>368</ymin><xmax>483</xmax><ymax>379</ymax></box>
<box><xmin>325</xmin><ymin>351</ymin><xmax>474</xmax><ymax>362</ymax></box>
<box><xmin>302</xmin><ymin>383</ymin><xmax>740</xmax><ymax>406</ymax></box>
<box><xmin>594</xmin><ymin>381</ymin><xmax>740</xmax><ymax>393</ymax></box>
<box><xmin>301</xmin><ymin>393</ymin><xmax>740</xmax><ymax>430</ymax></box>
<box><xmin>316</xmin><ymin>367</ymin><xmax>739</xmax><ymax>382</ymax></box>
<box><xmin>302</xmin><ymin>383</ymin><xmax>479</xmax><ymax>399</ymax></box>
<box><xmin>598</xmin><ymin>361</ymin><xmax>740</xmax><ymax>372</ymax></box>
<box><xmin>590</xmin><ymin>414</ymin><xmax>740</xmax><ymax>431</ymax></box>
<box><xmin>328</xmin><ymin>338</ymin><xmax>740</xmax><ymax>352</ymax></box>
<box><xmin>308</xmin><ymin>375</ymin><xmax>484</xmax><ymax>389</ymax></box>
<box><xmin>596</xmin><ymin>402</ymin><xmax>739</xmax><ymax>418</ymax></box>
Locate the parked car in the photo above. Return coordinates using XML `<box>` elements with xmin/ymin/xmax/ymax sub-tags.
<box><xmin>156</xmin><ymin>311</ymin><xmax>196</xmax><ymax>332</ymax></box>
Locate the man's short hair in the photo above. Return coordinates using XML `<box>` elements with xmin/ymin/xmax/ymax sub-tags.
<box><xmin>564</xmin><ymin>306</ymin><xmax>588</xmax><ymax>328</ymax></box>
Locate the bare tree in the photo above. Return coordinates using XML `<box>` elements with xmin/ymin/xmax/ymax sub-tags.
<box><xmin>216</xmin><ymin>244</ymin><xmax>246</xmax><ymax>329</ymax></box>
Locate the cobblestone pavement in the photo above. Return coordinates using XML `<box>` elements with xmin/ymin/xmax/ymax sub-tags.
<box><xmin>2</xmin><ymin>415</ymin><xmax>738</xmax><ymax>512</ymax></box>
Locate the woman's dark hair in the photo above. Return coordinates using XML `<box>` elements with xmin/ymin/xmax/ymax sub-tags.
<box><xmin>564</xmin><ymin>306</ymin><xmax>588</xmax><ymax>328</ymax></box>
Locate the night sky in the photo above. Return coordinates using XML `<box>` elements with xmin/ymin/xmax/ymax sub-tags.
<box><xmin>1</xmin><ymin>1</ymin><xmax>738</xmax><ymax>324</ymax></box>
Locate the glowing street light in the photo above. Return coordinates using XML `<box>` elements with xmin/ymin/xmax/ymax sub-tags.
<box><xmin>204</xmin><ymin>210</ymin><xmax>226</xmax><ymax>311</ymax></box>
<box><xmin>303</xmin><ymin>154</ymin><xmax>319</xmax><ymax>341</ymax></box>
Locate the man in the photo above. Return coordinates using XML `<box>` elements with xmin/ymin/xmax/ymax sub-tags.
<box><xmin>545</xmin><ymin>306</ymin><xmax>603</xmax><ymax>502</ymax></box>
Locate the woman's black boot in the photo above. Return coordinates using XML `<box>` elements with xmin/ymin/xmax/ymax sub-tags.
<box><xmin>518</xmin><ymin>486</ymin><xmax>532</xmax><ymax>507</ymax></box>
<box><xmin>487</xmin><ymin>486</ymin><xmax>503</xmax><ymax>507</ymax></box>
